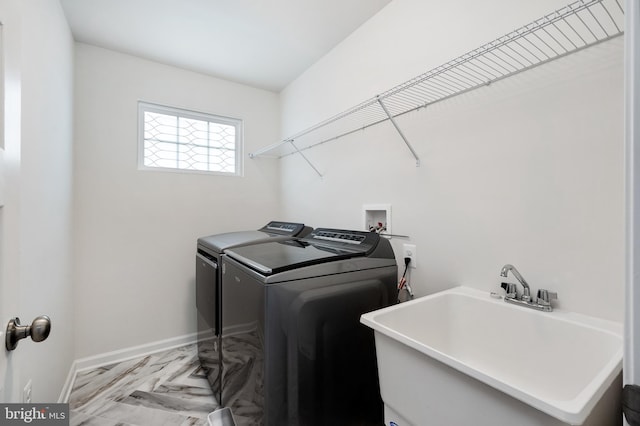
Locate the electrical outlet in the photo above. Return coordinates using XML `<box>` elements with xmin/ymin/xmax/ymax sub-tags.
<box><xmin>23</xmin><ymin>379</ymin><xmax>32</xmax><ymax>404</ymax></box>
<box><xmin>403</xmin><ymin>244</ymin><xmax>417</xmax><ymax>268</ymax></box>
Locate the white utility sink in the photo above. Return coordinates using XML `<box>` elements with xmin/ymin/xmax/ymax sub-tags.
<box><xmin>361</xmin><ymin>286</ymin><xmax>622</xmax><ymax>426</ymax></box>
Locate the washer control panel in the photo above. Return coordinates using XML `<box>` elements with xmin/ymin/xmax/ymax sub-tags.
<box><xmin>311</xmin><ymin>230</ymin><xmax>367</xmax><ymax>244</ymax></box>
<box><xmin>304</xmin><ymin>228</ymin><xmax>380</xmax><ymax>252</ymax></box>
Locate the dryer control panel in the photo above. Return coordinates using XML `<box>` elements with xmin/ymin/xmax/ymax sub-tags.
<box><xmin>260</xmin><ymin>221</ymin><xmax>309</xmax><ymax>236</ymax></box>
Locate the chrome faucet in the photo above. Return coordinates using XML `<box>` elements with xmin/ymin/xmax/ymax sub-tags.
<box><xmin>500</xmin><ymin>264</ymin><xmax>531</xmax><ymax>302</ymax></box>
<box><xmin>499</xmin><ymin>264</ymin><xmax>557</xmax><ymax>312</ymax></box>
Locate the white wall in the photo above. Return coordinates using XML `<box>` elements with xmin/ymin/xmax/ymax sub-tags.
<box><xmin>0</xmin><ymin>0</ymin><xmax>75</xmax><ymax>402</ymax></box>
<box><xmin>279</xmin><ymin>0</ymin><xmax>625</xmax><ymax>321</ymax></box>
<box><xmin>73</xmin><ymin>44</ymin><xmax>283</xmax><ymax>358</ymax></box>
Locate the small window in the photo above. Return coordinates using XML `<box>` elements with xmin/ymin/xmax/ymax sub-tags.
<box><xmin>138</xmin><ymin>102</ymin><xmax>243</xmax><ymax>176</ymax></box>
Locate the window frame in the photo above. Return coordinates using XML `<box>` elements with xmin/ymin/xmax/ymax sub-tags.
<box><xmin>137</xmin><ymin>101</ymin><xmax>244</xmax><ymax>177</ymax></box>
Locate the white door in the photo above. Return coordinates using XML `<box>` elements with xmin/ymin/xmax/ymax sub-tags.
<box><xmin>0</xmin><ymin>147</ymin><xmax>12</xmax><ymax>403</ymax></box>
<box><xmin>625</xmin><ymin>1</ymin><xmax>640</xmax><ymax>425</ymax></box>
<box><xmin>0</xmin><ymin>1</ymin><xmax>22</xmax><ymax>402</ymax></box>
<box><xmin>0</xmin><ymin>145</ymin><xmax>6</xmax><ymax>402</ymax></box>
<box><xmin>0</xmin><ymin>17</ymin><xmax>8</xmax><ymax>403</ymax></box>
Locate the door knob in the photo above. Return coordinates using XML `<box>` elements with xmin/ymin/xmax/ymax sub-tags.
<box><xmin>5</xmin><ymin>315</ymin><xmax>51</xmax><ymax>351</ymax></box>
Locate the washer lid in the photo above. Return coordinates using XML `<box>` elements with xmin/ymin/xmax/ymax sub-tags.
<box><xmin>225</xmin><ymin>228</ymin><xmax>380</xmax><ymax>275</ymax></box>
<box><xmin>225</xmin><ymin>240</ymin><xmax>363</xmax><ymax>275</ymax></box>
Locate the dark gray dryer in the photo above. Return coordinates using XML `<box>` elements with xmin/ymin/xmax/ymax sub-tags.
<box><xmin>196</xmin><ymin>221</ymin><xmax>312</xmax><ymax>403</ymax></box>
<box><xmin>221</xmin><ymin>228</ymin><xmax>397</xmax><ymax>426</ymax></box>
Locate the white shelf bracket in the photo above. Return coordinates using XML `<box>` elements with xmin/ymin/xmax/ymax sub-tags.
<box><xmin>377</xmin><ymin>96</ymin><xmax>420</xmax><ymax>167</ymax></box>
<box><xmin>289</xmin><ymin>140</ymin><xmax>323</xmax><ymax>179</ymax></box>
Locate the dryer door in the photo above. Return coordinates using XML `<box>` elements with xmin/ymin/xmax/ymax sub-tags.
<box><xmin>196</xmin><ymin>252</ymin><xmax>218</xmax><ymax>332</ymax></box>
<box><xmin>196</xmin><ymin>252</ymin><xmax>221</xmax><ymax>402</ymax></box>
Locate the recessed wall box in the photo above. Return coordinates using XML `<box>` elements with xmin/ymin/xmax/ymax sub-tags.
<box><xmin>363</xmin><ymin>204</ymin><xmax>391</xmax><ymax>235</ymax></box>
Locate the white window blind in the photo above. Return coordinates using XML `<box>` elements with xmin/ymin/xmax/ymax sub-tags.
<box><xmin>138</xmin><ymin>102</ymin><xmax>243</xmax><ymax>176</ymax></box>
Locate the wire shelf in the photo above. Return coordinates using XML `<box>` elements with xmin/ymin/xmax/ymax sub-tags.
<box><xmin>250</xmin><ymin>0</ymin><xmax>625</xmax><ymax>175</ymax></box>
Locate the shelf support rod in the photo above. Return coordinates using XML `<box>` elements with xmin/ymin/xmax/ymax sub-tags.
<box><xmin>289</xmin><ymin>140</ymin><xmax>323</xmax><ymax>178</ymax></box>
<box><xmin>377</xmin><ymin>96</ymin><xmax>420</xmax><ymax>167</ymax></box>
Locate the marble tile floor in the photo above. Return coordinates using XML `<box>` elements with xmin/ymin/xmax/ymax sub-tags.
<box><xmin>68</xmin><ymin>344</ymin><xmax>219</xmax><ymax>426</ymax></box>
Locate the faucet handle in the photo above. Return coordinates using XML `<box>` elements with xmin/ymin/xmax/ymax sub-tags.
<box><xmin>537</xmin><ymin>289</ymin><xmax>558</xmax><ymax>305</ymax></box>
<box><xmin>501</xmin><ymin>282</ymin><xmax>517</xmax><ymax>298</ymax></box>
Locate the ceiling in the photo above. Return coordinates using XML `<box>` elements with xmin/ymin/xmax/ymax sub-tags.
<box><xmin>60</xmin><ymin>0</ymin><xmax>391</xmax><ymax>92</ymax></box>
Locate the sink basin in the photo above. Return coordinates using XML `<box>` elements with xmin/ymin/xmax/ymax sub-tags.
<box><xmin>360</xmin><ymin>286</ymin><xmax>622</xmax><ymax>426</ymax></box>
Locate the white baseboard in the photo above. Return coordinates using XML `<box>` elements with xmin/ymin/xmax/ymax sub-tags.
<box><xmin>58</xmin><ymin>332</ymin><xmax>198</xmax><ymax>403</ymax></box>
